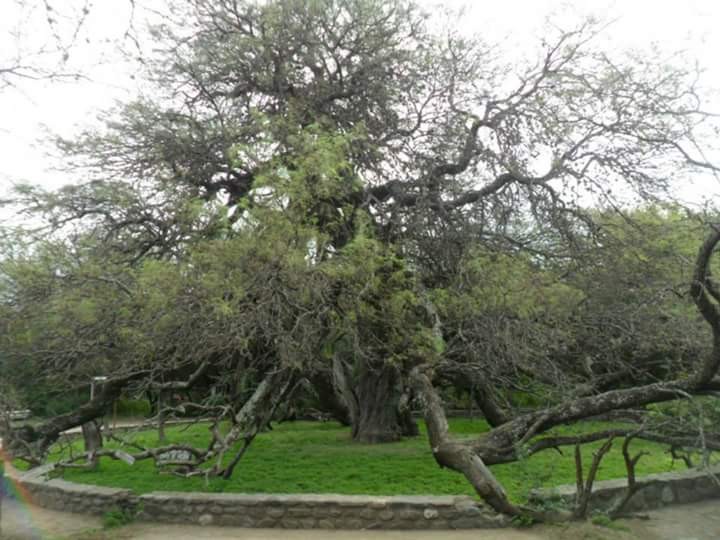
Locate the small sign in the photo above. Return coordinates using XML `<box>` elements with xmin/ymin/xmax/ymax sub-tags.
<box><xmin>157</xmin><ymin>449</ymin><xmax>192</xmax><ymax>464</ymax></box>
<box><xmin>115</xmin><ymin>450</ymin><xmax>136</xmax><ymax>465</ymax></box>
<box><xmin>9</xmin><ymin>410</ymin><xmax>31</xmax><ymax>421</ymax></box>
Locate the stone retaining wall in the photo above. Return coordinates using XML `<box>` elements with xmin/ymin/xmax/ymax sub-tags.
<box><xmin>6</xmin><ymin>463</ymin><xmax>720</xmax><ymax>529</ymax></box>
<box><xmin>7</xmin><ymin>466</ymin><xmax>507</xmax><ymax>529</ymax></box>
<box><xmin>137</xmin><ymin>492</ymin><xmax>508</xmax><ymax>529</ymax></box>
<box><xmin>10</xmin><ymin>465</ymin><xmax>137</xmax><ymax>516</ymax></box>
<box><xmin>532</xmin><ymin>465</ymin><xmax>720</xmax><ymax>513</ymax></box>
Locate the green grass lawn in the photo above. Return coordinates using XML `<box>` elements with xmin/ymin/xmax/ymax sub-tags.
<box><xmin>55</xmin><ymin>418</ymin><xmax>686</xmax><ymax>502</ymax></box>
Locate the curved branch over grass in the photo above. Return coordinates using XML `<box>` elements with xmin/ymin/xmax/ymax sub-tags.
<box><xmin>411</xmin><ymin>226</ymin><xmax>720</xmax><ymax>520</ymax></box>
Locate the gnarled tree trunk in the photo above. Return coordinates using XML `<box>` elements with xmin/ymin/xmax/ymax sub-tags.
<box><xmin>81</xmin><ymin>420</ymin><xmax>103</xmax><ymax>469</ymax></box>
<box><xmin>215</xmin><ymin>368</ymin><xmax>298</xmax><ymax>479</ymax></box>
<box><xmin>411</xmin><ymin>368</ymin><xmax>524</xmax><ymax>516</ymax></box>
<box><xmin>334</xmin><ymin>358</ymin><xmax>418</xmax><ymax>443</ymax></box>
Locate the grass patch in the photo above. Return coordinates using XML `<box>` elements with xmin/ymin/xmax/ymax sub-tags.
<box><xmin>101</xmin><ymin>507</ymin><xmax>135</xmax><ymax>529</ymax></box>
<box><xmin>54</xmin><ymin>418</ymin><xmax>685</xmax><ymax>501</ymax></box>
<box><xmin>591</xmin><ymin>513</ymin><xmax>631</xmax><ymax>532</ymax></box>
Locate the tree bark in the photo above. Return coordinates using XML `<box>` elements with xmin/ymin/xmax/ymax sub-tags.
<box><xmin>157</xmin><ymin>390</ymin><xmax>167</xmax><ymax>443</ymax></box>
<box><xmin>353</xmin><ymin>364</ymin><xmax>404</xmax><ymax>443</ymax></box>
<box><xmin>334</xmin><ymin>358</ymin><xmax>418</xmax><ymax>443</ymax></box>
<box><xmin>435</xmin><ymin>364</ymin><xmax>511</xmax><ymax>427</ymax></box>
<box><xmin>410</xmin><ymin>368</ymin><xmax>524</xmax><ymax>516</ymax></box>
<box><xmin>309</xmin><ymin>370</ymin><xmax>351</xmax><ymax>425</ymax></box>
<box><xmin>81</xmin><ymin>420</ymin><xmax>103</xmax><ymax>469</ymax></box>
<box><xmin>473</xmin><ymin>382</ymin><xmax>511</xmax><ymax>427</ymax></box>
<box><xmin>215</xmin><ymin>369</ymin><xmax>297</xmax><ymax>479</ymax></box>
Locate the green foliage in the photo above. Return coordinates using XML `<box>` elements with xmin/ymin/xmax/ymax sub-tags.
<box><xmin>510</xmin><ymin>390</ymin><xmax>549</xmax><ymax>409</ymax></box>
<box><xmin>114</xmin><ymin>399</ymin><xmax>152</xmax><ymax>418</ymax></box>
<box><xmin>440</xmin><ymin>247</ymin><xmax>583</xmax><ymax>320</ymax></box>
<box><xmin>325</xmin><ymin>232</ymin><xmax>440</xmax><ymax>370</ymax></box>
<box><xmin>430</xmin><ymin>245</ymin><xmax>582</xmax><ymax>407</ymax></box>
<box><xmin>590</xmin><ymin>513</ymin><xmax>630</xmax><ymax>531</ymax></box>
<box><xmin>511</xmin><ymin>513</ymin><xmax>537</xmax><ymax>527</ymax></box>
<box><xmin>564</xmin><ymin>204</ymin><xmax>709</xmax><ymax>374</ymax></box>
<box><xmin>101</xmin><ymin>507</ymin><xmax>135</xmax><ymax>529</ymax></box>
<box><xmin>36</xmin><ymin>390</ymin><xmax>88</xmax><ymax>418</ymax></box>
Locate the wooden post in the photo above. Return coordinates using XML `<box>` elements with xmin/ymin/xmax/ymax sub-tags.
<box><xmin>157</xmin><ymin>391</ymin><xmax>166</xmax><ymax>443</ymax></box>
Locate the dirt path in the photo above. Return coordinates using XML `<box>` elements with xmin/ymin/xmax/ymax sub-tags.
<box><xmin>621</xmin><ymin>499</ymin><xmax>720</xmax><ymax>539</ymax></box>
<box><xmin>2</xmin><ymin>498</ymin><xmax>719</xmax><ymax>540</ymax></box>
<box><xmin>0</xmin><ymin>496</ymin><xmax>102</xmax><ymax>540</ymax></box>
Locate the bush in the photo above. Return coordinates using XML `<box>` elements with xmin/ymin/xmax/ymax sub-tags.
<box><xmin>102</xmin><ymin>507</ymin><xmax>135</xmax><ymax>529</ymax></box>
<box><xmin>34</xmin><ymin>389</ymin><xmax>88</xmax><ymax>417</ymax></box>
<box><xmin>114</xmin><ymin>398</ymin><xmax>152</xmax><ymax>417</ymax></box>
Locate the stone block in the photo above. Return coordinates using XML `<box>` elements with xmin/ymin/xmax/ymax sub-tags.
<box><xmin>626</xmin><ymin>490</ymin><xmax>646</xmax><ymax>512</ymax></box>
<box><xmin>321</xmin><ymin>505</ymin><xmax>340</xmax><ymax>517</ymax></box>
<box><xmin>217</xmin><ymin>514</ymin><xmax>242</xmax><ymax>526</ymax></box>
<box><xmin>280</xmin><ymin>518</ymin><xmax>301</xmax><ymax>529</ymax></box>
<box><xmin>342</xmin><ymin>519</ymin><xmax>364</xmax><ymax>529</ymax></box>
<box><xmin>198</xmin><ymin>514</ymin><xmax>214</xmax><ymax>526</ymax></box>
<box><xmin>424</xmin><ymin>519</ymin><xmax>452</xmax><ymax>530</ymax></box>
<box><xmin>450</xmin><ymin>517</ymin><xmax>483</xmax><ymax>529</ymax></box>
<box><xmin>397</xmin><ymin>509</ymin><xmax>420</xmax><ymax>520</ymax></box>
<box><xmin>695</xmin><ymin>477</ymin><xmax>720</xmax><ymax>497</ymax></box>
<box><xmin>453</xmin><ymin>501</ymin><xmax>482</xmax><ymax>517</ymax></box>
<box><xmin>379</xmin><ymin>509</ymin><xmax>394</xmax><ymax>521</ymax></box>
<box><xmin>298</xmin><ymin>518</ymin><xmax>317</xmax><ymax>529</ymax></box>
<box><xmin>267</xmin><ymin>507</ymin><xmax>287</xmax><ymax>518</ymax></box>
<box><xmin>208</xmin><ymin>504</ymin><xmax>224</xmax><ymax>515</ymax></box>
<box><xmin>661</xmin><ymin>485</ymin><xmax>675</xmax><ymax>504</ymax></box>
<box><xmin>676</xmin><ymin>485</ymin><xmax>701</xmax><ymax>503</ymax></box>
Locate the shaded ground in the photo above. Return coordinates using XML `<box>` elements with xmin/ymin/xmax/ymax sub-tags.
<box><xmin>2</xmin><ymin>497</ymin><xmax>720</xmax><ymax>540</ymax></box>
<box><xmin>620</xmin><ymin>500</ymin><xmax>720</xmax><ymax>539</ymax></box>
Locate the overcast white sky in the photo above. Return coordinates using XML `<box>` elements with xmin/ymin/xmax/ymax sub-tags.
<box><xmin>1</xmin><ymin>0</ymin><xmax>720</xmax><ymax>226</ymax></box>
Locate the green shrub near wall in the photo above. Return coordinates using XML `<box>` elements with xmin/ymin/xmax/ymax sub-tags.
<box><xmin>114</xmin><ymin>398</ymin><xmax>152</xmax><ymax>417</ymax></box>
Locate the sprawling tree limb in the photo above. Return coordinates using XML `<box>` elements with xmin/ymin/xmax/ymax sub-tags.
<box><xmin>2</xmin><ymin>362</ymin><xmax>211</xmax><ymax>465</ymax></box>
<box><xmin>607</xmin><ymin>434</ymin><xmax>658</xmax><ymax>519</ymax></box>
<box><xmin>573</xmin><ymin>437</ymin><xmax>613</xmax><ymax>519</ymax></box>
<box><xmin>212</xmin><ymin>368</ymin><xmax>297</xmax><ymax>479</ymax></box>
<box><xmin>308</xmin><ymin>369</ymin><xmax>351</xmax><ymax>426</ymax></box>
<box><xmin>151</xmin><ymin>361</ymin><xmax>211</xmax><ymax>391</ymax></box>
<box><xmin>49</xmin><ymin>368</ymin><xmax>299</xmax><ymax>477</ymax></box>
<box><xmin>435</xmin><ymin>362</ymin><xmax>512</xmax><ymax>427</ymax></box>
<box><xmin>410</xmin><ymin>367</ymin><xmax>524</xmax><ymax>517</ymax></box>
<box><xmin>1</xmin><ymin>372</ymin><xmax>144</xmax><ymax>463</ymax></box>
<box><xmin>411</xmin><ymin>226</ymin><xmax>720</xmax><ymax>518</ymax></box>
<box><xmin>55</xmin><ymin>441</ymin><xmax>208</xmax><ymax>472</ymax></box>
<box><xmin>690</xmin><ymin>227</ymin><xmax>720</xmax><ymax>383</ymax></box>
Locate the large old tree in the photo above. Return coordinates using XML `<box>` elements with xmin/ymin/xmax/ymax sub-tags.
<box><xmin>3</xmin><ymin>0</ymin><xmax>720</xmax><ymax>519</ymax></box>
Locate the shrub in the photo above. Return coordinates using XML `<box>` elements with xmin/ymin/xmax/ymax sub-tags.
<box><xmin>101</xmin><ymin>507</ymin><xmax>135</xmax><ymax>529</ymax></box>
<box><xmin>114</xmin><ymin>398</ymin><xmax>152</xmax><ymax>417</ymax></box>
